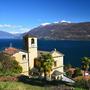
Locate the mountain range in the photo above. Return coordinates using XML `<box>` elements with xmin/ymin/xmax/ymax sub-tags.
<box><xmin>0</xmin><ymin>31</ymin><xmax>23</xmax><ymax>39</ymax></box>
<box><xmin>28</xmin><ymin>22</ymin><xmax>90</xmax><ymax>40</ymax></box>
<box><xmin>0</xmin><ymin>31</ymin><xmax>15</xmax><ymax>39</ymax></box>
<box><xmin>1</xmin><ymin>22</ymin><xmax>90</xmax><ymax>40</ymax></box>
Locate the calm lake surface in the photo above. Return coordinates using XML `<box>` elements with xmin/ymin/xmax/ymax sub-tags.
<box><xmin>0</xmin><ymin>39</ymin><xmax>90</xmax><ymax>67</ymax></box>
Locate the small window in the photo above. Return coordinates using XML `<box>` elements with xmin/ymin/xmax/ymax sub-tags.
<box><xmin>34</xmin><ymin>59</ymin><xmax>36</xmax><ymax>67</ymax></box>
<box><xmin>54</xmin><ymin>61</ymin><xmax>57</xmax><ymax>67</ymax></box>
<box><xmin>31</xmin><ymin>38</ymin><xmax>35</xmax><ymax>44</ymax></box>
<box><xmin>22</xmin><ymin>55</ymin><xmax>26</xmax><ymax>60</ymax></box>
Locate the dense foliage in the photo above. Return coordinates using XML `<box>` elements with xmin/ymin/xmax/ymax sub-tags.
<box><xmin>64</xmin><ymin>64</ymin><xmax>72</xmax><ymax>71</ymax></box>
<box><xmin>81</xmin><ymin>57</ymin><xmax>90</xmax><ymax>72</ymax></box>
<box><xmin>0</xmin><ymin>52</ymin><xmax>22</xmax><ymax>76</ymax></box>
<box><xmin>34</xmin><ymin>53</ymin><xmax>54</xmax><ymax>79</ymax></box>
<box><xmin>75</xmin><ymin>79</ymin><xmax>90</xmax><ymax>89</ymax></box>
<box><xmin>72</xmin><ymin>68</ymin><xmax>82</xmax><ymax>78</ymax></box>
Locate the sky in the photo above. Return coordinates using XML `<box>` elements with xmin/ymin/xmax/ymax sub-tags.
<box><xmin>0</xmin><ymin>0</ymin><xmax>90</xmax><ymax>33</ymax></box>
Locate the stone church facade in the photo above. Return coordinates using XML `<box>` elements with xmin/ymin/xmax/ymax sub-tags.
<box><xmin>3</xmin><ymin>34</ymin><xmax>64</xmax><ymax>80</ymax></box>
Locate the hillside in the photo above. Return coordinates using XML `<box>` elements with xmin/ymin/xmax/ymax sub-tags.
<box><xmin>28</xmin><ymin>22</ymin><xmax>90</xmax><ymax>40</ymax></box>
<box><xmin>0</xmin><ymin>31</ymin><xmax>15</xmax><ymax>39</ymax></box>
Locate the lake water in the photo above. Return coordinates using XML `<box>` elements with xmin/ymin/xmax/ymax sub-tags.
<box><xmin>0</xmin><ymin>39</ymin><xmax>90</xmax><ymax>67</ymax></box>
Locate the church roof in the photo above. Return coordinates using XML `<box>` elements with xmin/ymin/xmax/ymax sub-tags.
<box><xmin>52</xmin><ymin>70</ymin><xmax>63</xmax><ymax>76</ymax></box>
<box><xmin>51</xmin><ymin>49</ymin><xmax>64</xmax><ymax>57</ymax></box>
<box><xmin>38</xmin><ymin>50</ymin><xmax>50</xmax><ymax>57</ymax></box>
<box><xmin>38</xmin><ymin>49</ymin><xmax>64</xmax><ymax>57</ymax></box>
<box><xmin>23</xmin><ymin>34</ymin><xmax>36</xmax><ymax>38</ymax></box>
<box><xmin>3</xmin><ymin>47</ymin><xmax>19</xmax><ymax>55</ymax></box>
<box><xmin>3</xmin><ymin>47</ymin><xmax>27</xmax><ymax>55</ymax></box>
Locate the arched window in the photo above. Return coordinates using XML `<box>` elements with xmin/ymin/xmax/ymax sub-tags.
<box><xmin>31</xmin><ymin>38</ymin><xmax>34</xmax><ymax>44</ymax></box>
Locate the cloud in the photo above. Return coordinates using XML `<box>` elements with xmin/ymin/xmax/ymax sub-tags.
<box><xmin>9</xmin><ymin>31</ymin><xmax>21</xmax><ymax>34</ymax></box>
<box><xmin>53</xmin><ymin>21</ymin><xmax>59</xmax><ymax>23</ymax></box>
<box><xmin>9</xmin><ymin>27</ymin><xmax>30</xmax><ymax>34</ymax></box>
<box><xmin>19</xmin><ymin>28</ymin><xmax>30</xmax><ymax>32</ymax></box>
<box><xmin>41</xmin><ymin>23</ymin><xmax>50</xmax><ymax>26</ymax></box>
<box><xmin>61</xmin><ymin>20</ymin><xmax>71</xmax><ymax>23</ymax></box>
<box><xmin>0</xmin><ymin>24</ymin><xmax>22</xmax><ymax>28</ymax></box>
<box><xmin>0</xmin><ymin>24</ymin><xmax>30</xmax><ymax>34</ymax></box>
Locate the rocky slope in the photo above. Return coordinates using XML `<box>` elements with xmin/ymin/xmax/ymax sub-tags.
<box><xmin>28</xmin><ymin>22</ymin><xmax>90</xmax><ymax>40</ymax></box>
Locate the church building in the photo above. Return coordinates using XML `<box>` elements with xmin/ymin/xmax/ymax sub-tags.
<box><xmin>3</xmin><ymin>34</ymin><xmax>64</xmax><ymax>80</ymax></box>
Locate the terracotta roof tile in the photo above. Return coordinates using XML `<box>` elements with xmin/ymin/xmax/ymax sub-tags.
<box><xmin>3</xmin><ymin>47</ymin><xmax>19</xmax><ymax>55</ymax></box>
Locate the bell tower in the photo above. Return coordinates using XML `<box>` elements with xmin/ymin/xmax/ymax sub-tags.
<box><xmin>23</xmin><ymin>34</ymin><xmax>38</xmax><ymax>70</ymax></box>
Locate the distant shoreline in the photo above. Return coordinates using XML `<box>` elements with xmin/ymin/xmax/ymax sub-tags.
<box><xmin>0</xmin><ymin>38</ymin><xmax>90</xmax><ymax>41</ymax></box>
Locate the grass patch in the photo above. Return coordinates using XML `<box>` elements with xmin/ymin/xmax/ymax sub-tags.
<box><xmin>0</xmin><ymin>81</ymin><xmax>49</xmax><ymax>90</ymax></box>
<box><xmin>0</xmin><ymin>75</ymin><xmax>74</xmax><ymax>90</ymax></box>
<box><xmin>74</xmin><ymin>87</ymin><xmax>87</xmax><ymax>90</ymax></box>
<box><xmin>0</xmin><ymin>75</ymin><xmax>86</xmax><ymax>90</ymax></box>
<box><xmin>0</xmin><ymin>81</ymin><xmax>75</xmax><ymax>90</ymax></box>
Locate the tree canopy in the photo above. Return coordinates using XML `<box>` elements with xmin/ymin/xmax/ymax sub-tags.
<box><xmin>0</xmin><ymin>52</ymin><xmax>22</xmax><ymax>76</ymax></box>
<box><xmin>34</xmin><ymin>53</ymin><xmax>54</xmax><ymax>79</ymax></box>
<box><xmin>81</xmin><ymin>57</ymin><xmax>90</xmax><ymax>71</ymax></box>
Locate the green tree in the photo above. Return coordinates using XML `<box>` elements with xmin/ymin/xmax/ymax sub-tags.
<box><xmin>0</xmin><ymin>52</ymin><xmax>12</xmax><ymax>61</ymax></box>
<box><xmin>66</xmin><ymin>70</ymin><xmax>72</xmax><ymax>78</ymax></box>
<box><xmin>41</xmin><ymin>53</ymin><xmax>54</xmax><ymax>79</ymax></box>
<box><xmin>75</xmin><ymin>79</ymin><xmax>90</xmax><ymax>89</ymax></box>
<box><xmin>35</xmin><ymin>53</ymin><xmax>54</xmax><ymax>79</ymax></box>
<box><xmin>81</xmin><ymin>57</ymin><xmax>90</xmax><ymax>76</ymax></box>
<box><xmin>0</xmin><ymin>52</ymin><xmax>22</xmax><ymax>76</ymax></box>
<box><xmin>72</xmin><ymin>67</ymin><xmax>82</xmax><ymax>78</ymax></box>
<box><xmin>64</xmin><ymin>64</ymin><xmax>72</xmax><ymax>71</ymax></box>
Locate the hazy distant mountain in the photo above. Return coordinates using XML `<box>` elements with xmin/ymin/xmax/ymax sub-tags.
<box><xmin>1</xmin><ymin>21</ymin><xmax>90</xmax><ymax>40</ymax></box>
<box><xmin>27</xmin><ymin>22</ymin><xmax>90</xmax><ymax>40</ymax></box>
<box><xmin>12</xmin><ymin>33</ymin><xmax>23</xmax><ymax>39</ymax></box>
<box><xmin>0</xmin><ymin>31</ymin><xmax>15</xmax><ymax>39</ymax></box>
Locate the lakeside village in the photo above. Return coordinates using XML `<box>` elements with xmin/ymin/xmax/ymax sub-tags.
<box><xmin>0</xmin><ymin>34</ymin><xmax>90</xmax><ymax>89</ymax></box>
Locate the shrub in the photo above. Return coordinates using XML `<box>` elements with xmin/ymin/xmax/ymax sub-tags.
<box><xmin>0</xmin><ymin>53</ymin><xmax>22</xmax><ymax>76</ymax></box>
<box><xmin>72</xmin><ymin>68</ymin><xmax>82</xmax><ymax>78</ymax></box>
<box><xmin>75</xmin><ymin>79</ymin><xmax>90</xmax><ymax>89</ymax></box>
<box><xmin>66</xmin><ymin>70</ymin><xmax>72</xmax><ymax>78</ymax></box>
